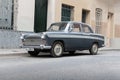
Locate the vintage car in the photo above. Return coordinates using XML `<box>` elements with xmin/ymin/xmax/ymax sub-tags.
<box><xmin>21</xmin><ymin>21</ymin><xmax>104</xmax><ymax>57</ymax></box>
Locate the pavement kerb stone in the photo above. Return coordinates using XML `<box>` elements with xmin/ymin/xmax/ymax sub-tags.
<box><xmin>0</xmin><ymin>48</ymin><xmax>120</xmax><ymax>56</ymax></box>
<box><xmin>100</xmin><ymin>47</ymin><xmax>120</xmax><ymax>51</ymax></box>
<box><xmin>0</xmin><ymin>49</ymin><xmax>27</xmax><ymax>56</ymax></box>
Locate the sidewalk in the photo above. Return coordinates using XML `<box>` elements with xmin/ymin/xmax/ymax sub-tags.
<box><xmin>0</xmin><ymin>49</ymin><xmax>27</xmax><ymax>56</ymax></box>
<box><xmin>100</xmin><ymin>47</ymin><xmax>120</xmax><ymax>51</ymax></box>
<box><xmin>0</xmin><ymin>47</ymin><xmax>119</xmax><ymax>56</ymax></box>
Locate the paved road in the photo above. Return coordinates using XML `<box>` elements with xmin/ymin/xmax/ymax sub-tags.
<box><xmin>0</xmin><ymin>51</ymin><xmax>120</xmax><ymax>80</ymax></box>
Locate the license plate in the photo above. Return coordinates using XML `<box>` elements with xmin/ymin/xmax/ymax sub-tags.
<box><xmin>26</xmin><ymin>48</ymin><xmax>34</xmax><ymax>51</ymax></box>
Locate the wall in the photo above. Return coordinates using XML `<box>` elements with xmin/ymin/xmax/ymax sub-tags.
<box><xmin>114</xmin><ymin>1</ymin><xmax>120</xmax><ymax>37</ymax></box>
<box><xmin>17</xmin><ymin>0</ymin><xmax>35</xmax><ymax>32</ymax></box>
<box><xmin>13</xmin><ymin>0</ymin><xmax>18</xmax><ymax>30</ymax></box>
<box><xmin>0</xmin><ymin>30</ymin><xmax>32</xmax><ymax>49</ymax></box>
<box><xmin>110</xmin><ymin>38</ymin><xmax>120</xmax><ymax>48</ymax></box>
<box><xmin>47</xmin><ymin>0</ymin><xmax>56</xmax><ymax>29</ymax></box>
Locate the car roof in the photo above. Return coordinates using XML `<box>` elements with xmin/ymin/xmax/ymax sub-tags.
<box><xmin>52</xmin><ymin>21</ymin><xmax>90</xmax><ymax>26</ymax></box>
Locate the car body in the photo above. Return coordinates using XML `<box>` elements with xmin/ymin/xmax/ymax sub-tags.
<box><xmin>21</xmin><ymin>21</ymin><xmax>105</xmax><ymax>57</ymax></box>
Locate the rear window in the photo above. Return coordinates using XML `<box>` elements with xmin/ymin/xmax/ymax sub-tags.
<box><xmin>82</xmin><ymin>24</ymin><xmax>92</xmax><ymax>33</ymax></box>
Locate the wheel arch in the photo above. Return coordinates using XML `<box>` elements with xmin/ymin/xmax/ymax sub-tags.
<box><xmin>51</xmin><ymin>40</ymin><xmax>65</xmax><ymax>57</ymax></box>
<box><xmin>53</xmin><ymin>40</ymin><xmax>65</xmax><ymax>47</ymax></box>
<box><xmin>92</xmin><ymin>41</ymin><xmax>99</xmax><ymax>47</ymax></box>
<box><xmin>89</xmin><ymin>41</ymin><xmax>99</xmax><ymax>55</ymax></box>
<box><xmin>52</xmin><ymin>40</ymin><xmax>65</xmax><ymax>50</ymax></box>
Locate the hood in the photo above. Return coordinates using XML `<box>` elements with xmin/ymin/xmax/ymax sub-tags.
<box><xmin>22</xmin><ymin>32</ymin><xmax>43</xmax><ymax>39</ymax></box>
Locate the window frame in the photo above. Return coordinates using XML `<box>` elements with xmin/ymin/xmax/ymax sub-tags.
<box><xmin>95</xmin><ymin>8</ymin><xmax>102</xmax><ymax>33</ymax></box>
<box><xmin>69</xmin><ymin>23</ymin><xmax>82</xmax><ymax>33</ymax></box>
<box><xmin>81</xmin><ymin>24</ymin><xmax>93</xmax><ymax>33</ymax></box>
<box><xmin>61</xmin><ymin>4</ymin><xmax>74</xmax><ymax>21</ymax></box>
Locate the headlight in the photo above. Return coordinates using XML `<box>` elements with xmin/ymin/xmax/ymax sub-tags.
<box><xmin>20</xmin><ymin>34</ymin><xmax>25</xmax><ymax>39</ymax></box>
<box><xmin>20</xmin><ymin>34</ymin><xmax>25</xmax><ymax>42</ymax></box>
<box><xmin>41</xmin><ymin>32</ymin><xmax>46</xmax><ymax>39</ymax></box>
<box><xmin>41</xmin><ymin>35</ymin><xmax>45</xmax><ymax>39</ymax></box>
<box><xmin>41</xmin><ymin>33</ymin><xmax>47</xmax><ymax>45</ymax></box>
<box><xmin>20</xmin><ymin>36</ymin><xmax>24</xmax><ymax>39</ymax></box>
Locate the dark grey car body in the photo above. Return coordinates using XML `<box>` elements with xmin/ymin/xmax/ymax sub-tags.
<box><xmin>21</xmin><ymin>21</ymin><xmax>104</xmax><ymax>56</ymax></box>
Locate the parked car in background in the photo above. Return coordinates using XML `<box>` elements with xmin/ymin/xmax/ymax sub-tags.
<box><xmin>21</xmin><ymin>21</ymin><xmax>105</xmax><ymax>57</ymax></box>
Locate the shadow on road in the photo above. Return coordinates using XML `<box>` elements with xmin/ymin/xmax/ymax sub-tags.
<box><xmin>27</xmin><ymin>52</ymin><xmax>92</xmax><ymax>58</ymax></box>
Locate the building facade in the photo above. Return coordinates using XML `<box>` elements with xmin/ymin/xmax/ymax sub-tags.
<box><xmin>47</xmin><ymin>0</ymin><xmax>120</xmax><ymax>47</ymax></box>
<box><xmin>0</xmin><ymin>0</ymin><xmax>120</xmax><ymax>48</ymax></box>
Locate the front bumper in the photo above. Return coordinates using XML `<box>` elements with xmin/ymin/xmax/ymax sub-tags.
<box><xmin>102</xmin><ymin>44</ymin><xmax>105</xmax><ymax>47</ymax></box>
<box><xmin>21</xmin><ymin>45</ymin><xmax>51</xmax><ymax>50</ymax></box>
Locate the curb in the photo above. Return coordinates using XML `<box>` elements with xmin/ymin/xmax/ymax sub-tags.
<box><xmin>0</xmin><ymin>49</ymin><xmax>27</xmax><ymax>56</ymax></box>
<box><xmin>0</xmin><ymin>53</ymin><xmax>27</xmax><ymax>56</ymax></box>
<box><xmin>0</xmin><ymin>48</ymin><xmax>120</xmax><ymax>56</ymax></box>
<box><xmin>100</xmin><ymin>48</ymin><xmax>120</xmax><ymax>51</ymax></box>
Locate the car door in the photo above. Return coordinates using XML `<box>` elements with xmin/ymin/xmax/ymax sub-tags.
<box><xmin>80</xmin><ymin>24</ymin><xmax>94</xmax><ymax>49</ymax></box>
<box><xmin>68</xmin><ymin>23</ymin><xmax>84</xmax><ymax>50</ymax></box>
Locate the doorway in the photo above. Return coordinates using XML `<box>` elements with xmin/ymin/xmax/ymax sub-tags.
<box><xmin>34</xmin><ymin>0</ymin><xmax>48</xmax><ymax>32</ymax></box>
<box><xmin>82</xmin><ymin>9</ymin><xmax>90</xmax><ymax>24</ymax></box>
<box><xmin>107</xmin><ymin>12</ymin><xmax>114</xmax><ymax>47</ymax></box>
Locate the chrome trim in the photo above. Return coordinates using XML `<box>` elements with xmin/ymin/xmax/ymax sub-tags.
<box><xmin>21</xmin><ymin>45</ymin><xmax>51</xmax><ymax>50</ymax></box>
<box><xmin>102</xmin><ymin>44</ymin><xmax>105</xmax><ymax>47</ymax></box>
<box><xmin>48</xmin><ymin>34</ymin><xmax>104</xmax><ymax>41</ymax></box>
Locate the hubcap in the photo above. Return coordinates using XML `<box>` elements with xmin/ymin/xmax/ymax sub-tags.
<box><xmin>92</xmin><ymin>44</ymin><xmax>98</xmax><ymax>53</ymax></box>
<box><xmin>54</xmin><ymin>44</ymin><xmax>62</xmax><ymax>56</ymax></box>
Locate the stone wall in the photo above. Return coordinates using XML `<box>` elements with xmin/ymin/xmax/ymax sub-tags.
<box><xmin>110</xmin><ymin>38</ymin><xmax>120</xmax><ymax>49</ymax></box>
<box><xmin>0</xmin><ymin>30</ymin><xmax>32</xmax><ymax>49</ymax></box>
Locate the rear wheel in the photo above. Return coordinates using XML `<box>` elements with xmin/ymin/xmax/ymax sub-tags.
<box><xmin>28</xmin><ymin>49</ymin><xmax>40</xmax><ymax>57</ymax></box>
<box><xmin>50</xmin><ymin>42</ymin><xmax>64</xmax><ymax>57</ymax></box>
<box><xmin>89</xmin><ymin>43</ymin><xmax>98</xmax><ymax>55</ymax></box>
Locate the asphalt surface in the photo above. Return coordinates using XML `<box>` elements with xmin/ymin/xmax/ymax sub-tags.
<box><xmin>0</xmin><ymin>51</ymin><xmax>120</xmax><ymax>80</ymax></box>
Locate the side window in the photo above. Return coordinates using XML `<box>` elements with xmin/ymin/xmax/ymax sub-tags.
<box><xmin>82</xmin><ymin>24</ymin><xmax>92</xmax><ymax>33</ymax></box>
<box><xmin>72</xmin><ymin>23</ymin><xmax>81</xmax><ymax>32</ymax></box>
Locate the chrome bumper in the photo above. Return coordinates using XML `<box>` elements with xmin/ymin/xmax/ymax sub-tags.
<box><xmin>102</xmin><ymin>44</ymin><xmax>105</xmax><ymax>47</ymax></box>
<box><xmin>21</xmin><ymin>45</ymin><xmax>51</xmax><ymax>50</ymax></box>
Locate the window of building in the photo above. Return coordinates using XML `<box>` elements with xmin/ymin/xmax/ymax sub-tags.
<box><xmin>95</xmin><ymin>8</ymin><xmax>102</xmax><ymax>33</ymax></box>
<box><xmin>82</xmin><ymin>9</ymin><xmax>90</xmax><ymax>23</ymax></box>
<box><xmin>61</xmin><ymin>4</ymin><xmax>74</xmax><ymax>21</ymax></box>
<box><xmin>107</xmin><ymin>12</ymin><xmax>114</xmax><ymax>38</ymax></box>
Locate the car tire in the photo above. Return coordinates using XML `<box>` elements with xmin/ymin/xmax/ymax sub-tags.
<box><xmin>69</xmin><ymin>51</ymin><xmax>75</xmax><ymax>55</ymax></box>
<box><xmin>89</xmin><ymin>43</ymin><xmax>98</xmax><ymax>55</ymax></box>
<box><xmin>50</xmin><ymin>42</ymin><xmax>64</xmax><ymax>57</ymax></box>
<box><xmin>28</xmin><ymin>50</ymin><xmax>40</xmax><ymax>57</ymax></box>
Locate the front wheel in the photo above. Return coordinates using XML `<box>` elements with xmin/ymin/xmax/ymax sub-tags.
<box><xmin>89</xmin><ymin>43</ymin><xmax>98</xmax><ymax>55</ymax></box>
<box><xmin>50</xmin><ymin>42</ymin><xmax>64</xmax><ymax>57</ymax></box>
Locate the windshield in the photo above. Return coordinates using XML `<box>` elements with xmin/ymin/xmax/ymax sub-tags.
<box><xmin>48</xmin><ymin>23</ymin><xmax>67</xmax><ymax>31</ymax></box>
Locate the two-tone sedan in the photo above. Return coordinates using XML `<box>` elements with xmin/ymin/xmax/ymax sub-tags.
<box><xmin>21</xmin><ymin>21</ymin><xmax>104</xmax><ymax>57</ymax></box>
